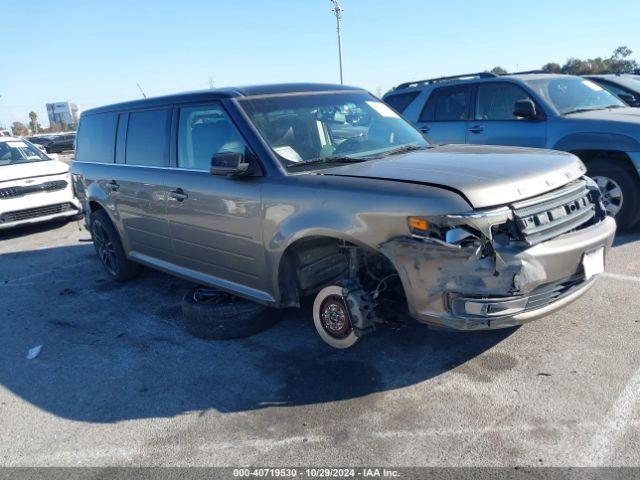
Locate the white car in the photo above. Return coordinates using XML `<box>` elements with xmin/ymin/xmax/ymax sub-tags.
<box><xmin>0</xmin><ymin>137</ymin><xmax>82</xmax><ymax>230</ymax></box>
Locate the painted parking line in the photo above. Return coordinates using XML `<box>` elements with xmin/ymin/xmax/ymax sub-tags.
<box><xmin>3</xmin><ymin>259</ymin><xmax>93</xmax><ymax>284</ymax></box>
<box><xmin>581</xmin><ymin>365</ymin><xmax>640</xmax><ymax>466</ymax></box>
<box><xmin>601</xmin><ymin>272</ymin><xmax>640</xmax><ymax>284</ymax></box>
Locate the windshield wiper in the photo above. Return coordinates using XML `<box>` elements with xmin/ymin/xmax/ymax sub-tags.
<box><xmin>287</xmin><ymin>156</ymin><xmax>366</xmax><ymax>169</ymax></box>
<box><xmin>363</xmin><ymin>144</ymin><xmax>432</xmax><ymax>159</ymax></box>
<box><xmin>564</xmin><ymin>105</ymin><xmax>624</xmax><ymax>115</ymax></box>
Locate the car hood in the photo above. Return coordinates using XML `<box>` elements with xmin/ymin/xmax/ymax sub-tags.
<box><xmin>0</xmin><ymin>159</ymin><xmax>69</xmax><ymax>184</ymax></box>
<box><xmin>565</xmin><ymin>106</ymin><xmax>640</xmax><ymax>123</ymax></box>
<box><xmin>317</xmin><ymin>145</ymin><xmax>586</xmax><ymax>209</ymax></box>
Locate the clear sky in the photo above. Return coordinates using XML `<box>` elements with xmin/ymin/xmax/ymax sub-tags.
<box><xmin>2</xmin><ymin>0</ymin><xmax>639</xmax><ymax>129</ymax></box>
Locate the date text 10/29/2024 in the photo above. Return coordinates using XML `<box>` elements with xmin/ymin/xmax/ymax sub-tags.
<box><xmin>233</xmin><ymin>468</ymin><xmax>400</xmax><ymax>478</ymax></box>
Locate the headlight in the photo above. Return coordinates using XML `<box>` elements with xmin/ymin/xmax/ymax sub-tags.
<box><xmin>407</xmin><ymin>216</ymin><xmax>478</xmax><ymax>245</ymax></box>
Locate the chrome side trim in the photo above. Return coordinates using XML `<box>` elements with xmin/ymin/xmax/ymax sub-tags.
<box><xmin>73</xmin><ymin>161</ymin><xmax>210</xmax><ymax>173</ymax></box>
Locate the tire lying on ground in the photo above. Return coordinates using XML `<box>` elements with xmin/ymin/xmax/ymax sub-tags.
<box><xmin>181</xmin><ymin>287</ymin><xmax>278</xmax><ymax>340</ymax></box>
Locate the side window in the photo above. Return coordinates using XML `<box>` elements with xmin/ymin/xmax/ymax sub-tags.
<box><xmin>178</xmin><ymin>104</ymin><xmax>247</xmax><ymax>171</ymax></box>
<box><xmin>75</xmin><ymin>113</ymin><xmax>117</xmax><ymax>163</ymax></box>
<box><xmin>125</xmin><ymin>109</ymin><xmax>169</xmax><ymax>166</ymax></box>
<box><xmin>475</xmin><ymin>83</ymin><xmax>535</xmax><ymax>121</ymax></box>
<box><xmin>594</xmin><ymin>80</ymin><xmax>630</xmax><ymax>98</ymax></box>
<box><xmin>420</xmin><ymin>86</ymin><xmax>470</xmax><ymax>122</ymax></box>
<box><xmin>384</xmin><ymin>92</ymin><xmax>419</xmax><ymax>114</ymax></box>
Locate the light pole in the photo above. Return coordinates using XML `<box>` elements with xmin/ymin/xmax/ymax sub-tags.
<box><xmin>329</xmin><ymin>0</ymin><xmax>344</xmax><ymax>84</ymax></box>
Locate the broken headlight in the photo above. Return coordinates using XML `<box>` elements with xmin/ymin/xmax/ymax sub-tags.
<box><xmin>409</xmin><ymin>207</ymin><xmax>513</xmax><ymax>246</ymax></box>
<box><xmin>407</xmin><ymin>216</ymin><xmax>479</xmax><ymax>246</ymax></box>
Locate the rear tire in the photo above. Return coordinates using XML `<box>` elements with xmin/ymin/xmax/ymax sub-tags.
<box><xmin>89</xmin><ymin>209</ymin><xmax>143</xmax><ymax>282</ymax></box>
<box><xmin>181</xmin><ymin>288</ymin><xmax>278</xmax><ymax>340</ymax></box>
<box><xmin>587</xmin><ymin>160</ymin><xmax>640</xmax><ymax>229</ymax></box>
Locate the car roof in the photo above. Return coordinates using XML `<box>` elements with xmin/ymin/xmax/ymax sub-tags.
<box><xmin>386</xmin><ymin>72</ymin><xmax>569</xmax><ymax>95</ymax></box>
<box><xmin>83</xmin><ymin>83</ymin><xmax>365</xmax><ymax>116</ymax></box>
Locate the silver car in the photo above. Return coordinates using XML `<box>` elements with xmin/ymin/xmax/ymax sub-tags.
<box><xmin>71</xmin><ymin>84</ymin><xmax>616</xmax><ymax>348</ymax></box>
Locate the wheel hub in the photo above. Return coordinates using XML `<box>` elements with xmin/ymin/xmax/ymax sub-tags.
<box><xmin>320</xmin><ymin>295</ymin><xmax>352</xmax><ymax>339</ymax></box>
<box><xmin>593</xmin><ymin>175</ymin><xmax>623</xmax><ymax>217</ymax></box>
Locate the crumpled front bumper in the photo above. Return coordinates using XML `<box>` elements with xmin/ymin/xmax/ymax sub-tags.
<box><xmin>379</xmin><ymin>216</ymin><xmax>616</xmax><ymax>330</ymax></box>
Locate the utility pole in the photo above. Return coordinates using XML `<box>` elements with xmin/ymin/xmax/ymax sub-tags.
<box><xmin>329</xmin><ymin>0</ymin><xmax>344</xmax><ymax>84</ymax></box>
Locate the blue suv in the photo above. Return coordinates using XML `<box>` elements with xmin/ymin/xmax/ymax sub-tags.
<box><xmin>383</xmin><ymin>72</ymin><xmax>640</xmax><ymax>228</ymax></box>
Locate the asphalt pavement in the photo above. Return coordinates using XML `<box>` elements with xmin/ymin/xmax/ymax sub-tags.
<box><xmin>0</xmin><ymin>220</ymin><xmax>639</xmax><ymax>467</ymax></box>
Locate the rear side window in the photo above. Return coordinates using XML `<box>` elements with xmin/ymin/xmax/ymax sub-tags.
<box><xmin>125</xmin><ymin>109</ymin><xmax>169</xmax><ymax>166</ymax></box>
<box><xmin>75</xmin><ymin>113</ymin><xmax>117</xmax><ymax>163</ymax></box>
<box><xmin>475</xmin><ymin>83</ymin><xmax>534</xmax><ymax>120</ymax></box>
<box><xmin>384</xmin><ymin>92</ymin><xmax>419</xmax><ymax>114</ymax></box>
<box><xmin>420</xmin><ymin>85</ymin><xmax>471</xmax><ymax>122</ymax></box>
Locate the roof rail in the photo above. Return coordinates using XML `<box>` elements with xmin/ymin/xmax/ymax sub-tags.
<box><xmin>506</xmin><ymin>69</ymin><xmax>551</xmax><ymax>76</ymax></box>
<box><xmin>394</xmin><ymin>72</ymin><xmax>497</xmax><ymax>90</ymax></box>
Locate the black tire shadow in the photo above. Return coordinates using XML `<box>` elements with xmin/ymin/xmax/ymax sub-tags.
<box><xmin>0</xmin><ymin>244</ymin><xmax>515</xmax><ymax>422</ymax></box>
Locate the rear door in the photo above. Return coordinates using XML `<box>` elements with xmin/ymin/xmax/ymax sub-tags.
<box><xmin>466</xmin><ymin>82</ymin><xmax>547</xmax><ymax>147</ymax></box>
<box><xmin>415</xmin><ymin>85</ymin><xmax>472</xmax><ymax>144</ymax></box>
<box><xmin>165</xmin><ymin>102</ymin><xmax>266</xmax><ymax>294</ymax></box>
<box><xmin>111</xmin><ymin>108</ymin><xmax>173</xmax><ymax>263</ymax></box>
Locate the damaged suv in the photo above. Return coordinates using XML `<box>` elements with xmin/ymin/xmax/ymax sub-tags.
<box><xmin>72</xmin><ymin>84</ymin><xmax>616</xmax><ymax>348</ymax></box>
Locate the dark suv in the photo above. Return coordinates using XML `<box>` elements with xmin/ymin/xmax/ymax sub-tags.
<box><xmin>384</xmin><ymin>72</ymin><xmax>640</xmax><ymax>228</ymax></box>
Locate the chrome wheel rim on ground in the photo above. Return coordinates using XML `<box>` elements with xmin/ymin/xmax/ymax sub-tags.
<box><xmin>593</xmin><ymin>175</ymin><xmax>624</xmax><ymax>217</ymax></box>
<box><xmin>319</xmin><ymin>294</ymin><xmax>352</xmax><ymax>339</ymax></box>
<box><xmin>192</xmin><ymin>288</ymin><xmax>236</xmax><ymax>304</ymax></box>
<box><xmin>92</xmin><ymin>222</ymin><xmax>118</xmax><ymax>276</ymax></box>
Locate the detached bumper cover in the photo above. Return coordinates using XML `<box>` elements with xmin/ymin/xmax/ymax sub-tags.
<box><xmin>380</xmin><ymin>216</ymin><xmax>616</xmax><ymax>330</ymax></box>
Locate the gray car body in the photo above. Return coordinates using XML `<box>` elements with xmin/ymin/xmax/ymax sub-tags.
<box><xmin>72</xmin><ymin>84</ymin><xmax>616</xmax><ymax>331</ymax></box>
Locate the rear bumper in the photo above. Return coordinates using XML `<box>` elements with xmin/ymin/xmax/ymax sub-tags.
<box><xmin>381</xmin><ymin>216</ymin><xmax>616</xmax><ymax>330</ymax></box>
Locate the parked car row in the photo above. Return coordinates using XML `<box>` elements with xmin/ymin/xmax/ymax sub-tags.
<box><xmin>26</xmin><ymin>132</ymin><xmax>76</xmax><ymax>154</ymax></box>
<box><xmin>70</xmin><ymin>83</ymin><xmax>615</xmax><ymax>348</ymax></box>
<box><xmin>383</xmin><ymin>71</ymin><xmax>640</xmax><ymax>229</ymax></box>
<box><xmin>0</xmin><ymin>136</ymin><xmax>81</xmax><ymax>230</ymax></box>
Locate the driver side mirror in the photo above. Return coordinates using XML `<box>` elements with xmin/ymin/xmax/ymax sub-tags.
<box><xmin>210</xmin><ymin>152</ymin><xmax>250</xmax><ymax>176</ymax></box>
<box><xmin>513</xmin><ymin>99</ymin><xmax>538</xmax><ymax>119</ymax></box>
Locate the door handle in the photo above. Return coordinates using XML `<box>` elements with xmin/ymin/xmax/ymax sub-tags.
<box><xmin>419</xmin><ymin>125</ymin><xmax>431</xmax><ymax>133</ymax></box>
<box><xmin>468</xmin><ymin>125</ymin><xmax>484</xmax><ymax>134</ymax></box>
<box><xmin>169</xmin><ymin>188</ymin><xmax>188</xmax><ymax>202</ymax></box>
<box><xmin>106</xmin><ymin>180</ymin><xmax>120</xmax><ymax>191</ymax></box>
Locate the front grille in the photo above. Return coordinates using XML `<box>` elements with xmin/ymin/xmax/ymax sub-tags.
<box><xmin>511</xmin><ymin>180</ymin><xmax>600</xmax><ymax>245</ymax></box>
<box><xmin>0</xmin><ymin>180</ymin><xmax>68</xmax><ymax>199</ymax></box>
<box><xmin>0</xmin><ymin>202</ymin><xmax>77</xmax><ymax>223</ymax></box>
<box><xmin>525</xmin><ymin>273</ymin><xmax>586</xmax><ymax>311</ymax></box>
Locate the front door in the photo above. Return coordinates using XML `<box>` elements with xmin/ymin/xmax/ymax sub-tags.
<box><xmin>466</xmin><ymin>82</ymin><xmax>547</xmax><ymax>148</ymax></box>
<box><xmin>165</xmin><ymin>102</ymin><xmax>266</xmax><ymax>296</ymax></box>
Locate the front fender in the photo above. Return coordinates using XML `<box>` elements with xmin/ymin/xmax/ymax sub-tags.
<box><xmin>553</xmin><ymin>132</ymin><xmax>640</xmax><ymax>152</ymax></box>
<box><xmin>265</xmin><ymin>211</ymin><xmax>382</xmax><ymax>305</ymax></box>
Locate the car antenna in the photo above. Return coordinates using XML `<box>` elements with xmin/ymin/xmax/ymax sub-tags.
<box><xmin>136</xmin><ymin>83</ymin><xmax>148</xmax><ymax>99</ymax></box>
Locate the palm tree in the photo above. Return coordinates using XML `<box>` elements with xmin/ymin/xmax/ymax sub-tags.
<box><xmin>28</xmin><ymin>111</ymin><xmax>38</xmax><ymax>134</ymax></box>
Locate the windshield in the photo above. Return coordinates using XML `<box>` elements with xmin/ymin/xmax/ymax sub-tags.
<box><xmin>526</xmin><ymin>77</ymin><xmax>626</xmax><ymax>114</ymax></box>
<box><xmin>0</xmin><ymin>140</ymin><xmax>51</xmax><ymax>166</ymax></box>
<box><xmin>239</xmin><ymin>91</ymin><xmax>429</xmax><ymax>170</ymax></box>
